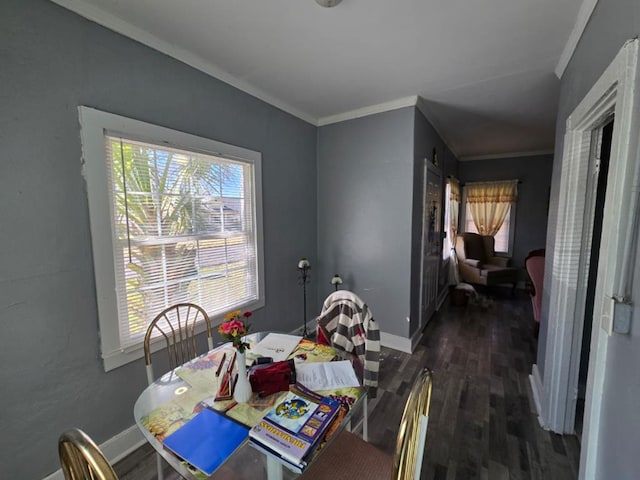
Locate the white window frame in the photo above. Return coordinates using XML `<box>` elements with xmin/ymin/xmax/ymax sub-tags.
<box><xmin>460</xmin><ymin>187</ymin><xmax>516</xmax><ymax>256</ymax></box>
<box><xmin>79</xmin><ymin>107</ymin><xmax>265</xmax><ymax>371</ymax></box>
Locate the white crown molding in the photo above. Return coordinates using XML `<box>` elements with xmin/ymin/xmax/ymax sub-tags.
<box><xmin>459</xmin><ymin>149</ymin><xmax>555</xmax><ymax>161</ymax></box>
<box><xmin>317</xmin><ymin>95</ymin><xmax>419</xmax><ymax>126</ymax></box>
<box><xmin>555</xmin><ymin>0</ymin><xmax>600</xmax><ymax>78</ymax></box>
<box><xmin>49</xmin><ymin>0</ymin><xmax>317</xmax><ymax>125</ymax></box>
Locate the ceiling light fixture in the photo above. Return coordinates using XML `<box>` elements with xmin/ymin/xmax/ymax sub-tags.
<box><xmin>315</xmin><ymin>0</ymin><xmax>342</xmax><ymax>7</ymax></box>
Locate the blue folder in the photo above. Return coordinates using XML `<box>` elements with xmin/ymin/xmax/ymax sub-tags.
<box><xmin>163</xmin><ymin>408</ymin><xmax>249</xmax><ymax>476</ymax></box>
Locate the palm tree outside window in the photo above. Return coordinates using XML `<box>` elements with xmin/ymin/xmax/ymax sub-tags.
<box><xmin>106</xmin><ymin>135</ymin><xmax>260</xmax><ymax>349</ymax></box>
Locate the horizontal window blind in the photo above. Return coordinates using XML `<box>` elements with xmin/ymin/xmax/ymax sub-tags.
<box><xmin>105</xmin><ymin>135</ymin><xmax>259</xmax><ymax>348</ymax></box>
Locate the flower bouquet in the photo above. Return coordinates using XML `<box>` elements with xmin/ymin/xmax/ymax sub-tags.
<box><xmin>218</xmin><ymin>310</ymin><xmax>252</xmax><ymax>353</ymax></box>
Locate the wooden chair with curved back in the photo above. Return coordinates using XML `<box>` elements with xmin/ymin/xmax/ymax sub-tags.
<box><xmin>143</xmin><ymin>302</ymin><xmax>213</xmax><ymax>479</ymax></box>
<box><xmin>143</xmin><ymin>302</ymin><xmax>214</xmax><ymax>384</ymax></box>
<box><xmin>300</xmin><ymin>368</ymin><xmax>433</xmax><ymax>480</ymax></box>
<box><xmin>58</xmin><ymin>428</ymin><xmax>119</xmax><ymax>480</ymax></box>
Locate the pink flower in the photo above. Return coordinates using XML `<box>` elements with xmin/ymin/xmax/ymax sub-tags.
<box><xmin>231</xmin><ymin>319</ymin><xmax>247</xmax><ymax>335</ymax></box>
<box><xmin>218</xmin><ymin>310</ymin><xmax>252</xmax><ymax>353</ymax></box>
<box><xmin>219</xmin><ymin>319</ymin><xmax>243</xmax><ymax>335</ymax></box>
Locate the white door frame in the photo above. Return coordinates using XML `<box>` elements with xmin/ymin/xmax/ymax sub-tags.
<box><xmin>562</xmin><ymin>126</ymin><xmax>606</xmax><ymax>435</ymax></box>
<box><xmin>529</xmin><ymin>39</ymin><xmax>640</xmax><ymax>480</ymax></box>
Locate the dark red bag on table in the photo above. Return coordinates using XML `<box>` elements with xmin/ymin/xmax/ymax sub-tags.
<box><xmin>249</xmin><ymin>359</ymin><xmax>296</xmax><ymax>397</ymax></box>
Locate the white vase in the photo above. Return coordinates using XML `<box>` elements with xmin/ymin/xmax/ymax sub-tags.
<box><xmin>233</xmin><ymin>350</ymin><xmax>252</xmax><ymax>403</ymax></box>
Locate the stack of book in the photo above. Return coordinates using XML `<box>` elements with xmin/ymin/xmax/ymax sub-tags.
<box><xmin>248</xmin><ymin>382</ymin><xmax>341</xmax><ymax>472</ymax></box>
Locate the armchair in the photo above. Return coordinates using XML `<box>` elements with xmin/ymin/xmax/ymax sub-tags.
<box><xmin>525</xmin><ymin>249</ymin><xmax>545</xmax><ymax>324</ymax></box>
<box><xmin>455</xmin><ymin>232</ymin><xmax>518</xmax><ymax>289</ymax></box>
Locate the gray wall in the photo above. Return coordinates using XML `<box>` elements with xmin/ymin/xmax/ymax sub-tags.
<box><xmin>317</xmin><ymin>108</ymin><xmax>415</xmax><ymax>338</ymax></box>
<box><xmin>540</xmin><ymin>0</ymin><xmax>640</xmax><ymax>477</ymax></box>
<box><xmin>458</xmin><ymin>155</ymin><xmax>553</xmax><ymax>273</ymax></box>
<box><xmin>0</xmin><ymin>1</ymin><xmax>318</xmax><ymax>477</ymax></box>
<box><xmin>411</xmin><ymin>109</ymin><xmax>459</xmax><ymax>335</ymax></box>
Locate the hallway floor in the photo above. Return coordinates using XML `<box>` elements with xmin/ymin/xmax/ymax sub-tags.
<box><xmin>366</xmin><ymin>290</ymin><xmax>580</xmax><ymax>479</ymax></box>
<box><xmin>116</xmin><ymin>291</ymin><xmax>580</xmax><ymax>480</ymax></box>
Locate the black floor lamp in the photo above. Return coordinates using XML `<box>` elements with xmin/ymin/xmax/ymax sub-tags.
<box><xmin>331</xmin><ymin>274</ymin><xmax>343</xmax><ymax>291</ymax></box>
<box><xmin>297</xmin><ymin>258</ymin><xmax>311</xmax><ymax>337</ymax></box>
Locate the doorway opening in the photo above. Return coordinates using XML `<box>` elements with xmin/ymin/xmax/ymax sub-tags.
<box><xmin>531</xmin><ymin>39</ymin><xmax>640</xmax><ymax>480</ymax></box>
<box><xmin>575</xmin><ymin>118</ymin><xmax>614</xmax><ymax>441</ymax></box>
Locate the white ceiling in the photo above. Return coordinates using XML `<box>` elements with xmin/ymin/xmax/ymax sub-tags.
<box><xmin>53</xmin><ymin>0</ymin><xmax>591</xmax><ymax>159</ymax></box>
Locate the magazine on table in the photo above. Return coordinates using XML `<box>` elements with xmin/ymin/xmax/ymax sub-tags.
<box><xmin>246</xmin><ymin>333</ymin><xmax>302</xmax><ymax>363</ymax></box>
<box><xmin>248</xmin><ymin>382</ymin><xmax>341</xmax><ymax>470</ymax></box>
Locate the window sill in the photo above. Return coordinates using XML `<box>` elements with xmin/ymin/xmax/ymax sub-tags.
<box><xmin>101</xmin><ymin>320</ymin><xmax>216</xmax><ymax>372</ymax></box>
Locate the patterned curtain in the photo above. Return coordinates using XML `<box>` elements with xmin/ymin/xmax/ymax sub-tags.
<box><xmin>446</xmin><ymin>178</ymin><xmax>461</xmax><ymax>284</ymax></box>
<box><xmin>466</xmin><ymin>180</ymin><xmax>518</xmax><ymax>236</ymax></box>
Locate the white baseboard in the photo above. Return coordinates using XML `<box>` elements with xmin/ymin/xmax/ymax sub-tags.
<box><xmin>100</xmin><ymin>424</ymin><xmax>146</xmax><ymax>464</ymax></box>
<box><xmin>42</xmin><ymin>424</ymin><xmax>145</xmax><ymax>480</ymax></box>
<box><xmin>529</xmin><ymin>364</ymin><xmax>548</xmax><ymax>429</ymax></box>
<box><xmin>306</xmin><ymin>314</ymin><xmax>414</xmax><ymax>354</ymax></box>
<box><xmin>43</xmin><ymin>466</ymin><xmax>65</xmax><ymax>480</ymax></box>
<box><xmin>380</xmin><ymin>332</ymin><xmax>412</xmax><ymax>353</ymax></box>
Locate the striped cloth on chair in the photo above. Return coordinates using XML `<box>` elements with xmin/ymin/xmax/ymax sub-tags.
<box><xmin>316</xmin><ymin>290</ymin><xmax>380</xmax><ymax>397</ymax></box>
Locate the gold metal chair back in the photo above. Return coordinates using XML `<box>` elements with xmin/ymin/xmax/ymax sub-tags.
<box><xmin>391</xmin><ymin>368</ymin><xmax>433</xmax><ymax>480</ymax></box>
<box><xmin>58</xmin><ymin>428</ymin><xmax>118</xmax><ymax>480</ymax></box>
<box><xmin>143</xmin><ymin>303</ymin><xmax>213</xmax><ymax>384</ymax></box>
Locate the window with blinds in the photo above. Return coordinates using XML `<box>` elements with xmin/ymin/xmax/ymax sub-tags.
<box><xmin>79</xmin><ymin>107</ymin><xmax>264</xmax><ymax>371</ymax></box>
<box><xmin>106</xmin><ymin>135</ymin><xmax>259</xmax><ymax>348</ymax></box>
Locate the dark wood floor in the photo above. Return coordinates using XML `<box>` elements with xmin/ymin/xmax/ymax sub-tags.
<box><xmin>116</xmin><ymin>291</ymin><xmax>580</xmax><ymax>480</ymax></box>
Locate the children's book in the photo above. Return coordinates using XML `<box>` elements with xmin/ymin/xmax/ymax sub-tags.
<box><xmin>176</xmin><ymin>349</ymin><xmax>230</xmax><ymax>390</ymax></box>
<box><xmin>288</xmin><ymin>338</ymin><xmax>339</xmax><ymax>364</ymax></box>
<box><xmin>248</xmin><ymin>383</ymin><xmax>341</xmax><ymax>470</ymax></box>
<box><xmin>162</xmin><ymin>408</ymin><xmax>249</xmax><ymax>476</ymax></box>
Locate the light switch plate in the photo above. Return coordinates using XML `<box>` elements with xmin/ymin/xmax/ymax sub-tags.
<box><xmin>612</xmin><ymin>302</ymin><xmax>633</xmax><ymax>334</ymax></box>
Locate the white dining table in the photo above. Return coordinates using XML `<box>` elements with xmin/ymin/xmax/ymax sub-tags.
<box><xmin>133</xmin><ymin>332</ymin><xmax>366</xmax><ymax>480</ymax></box>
